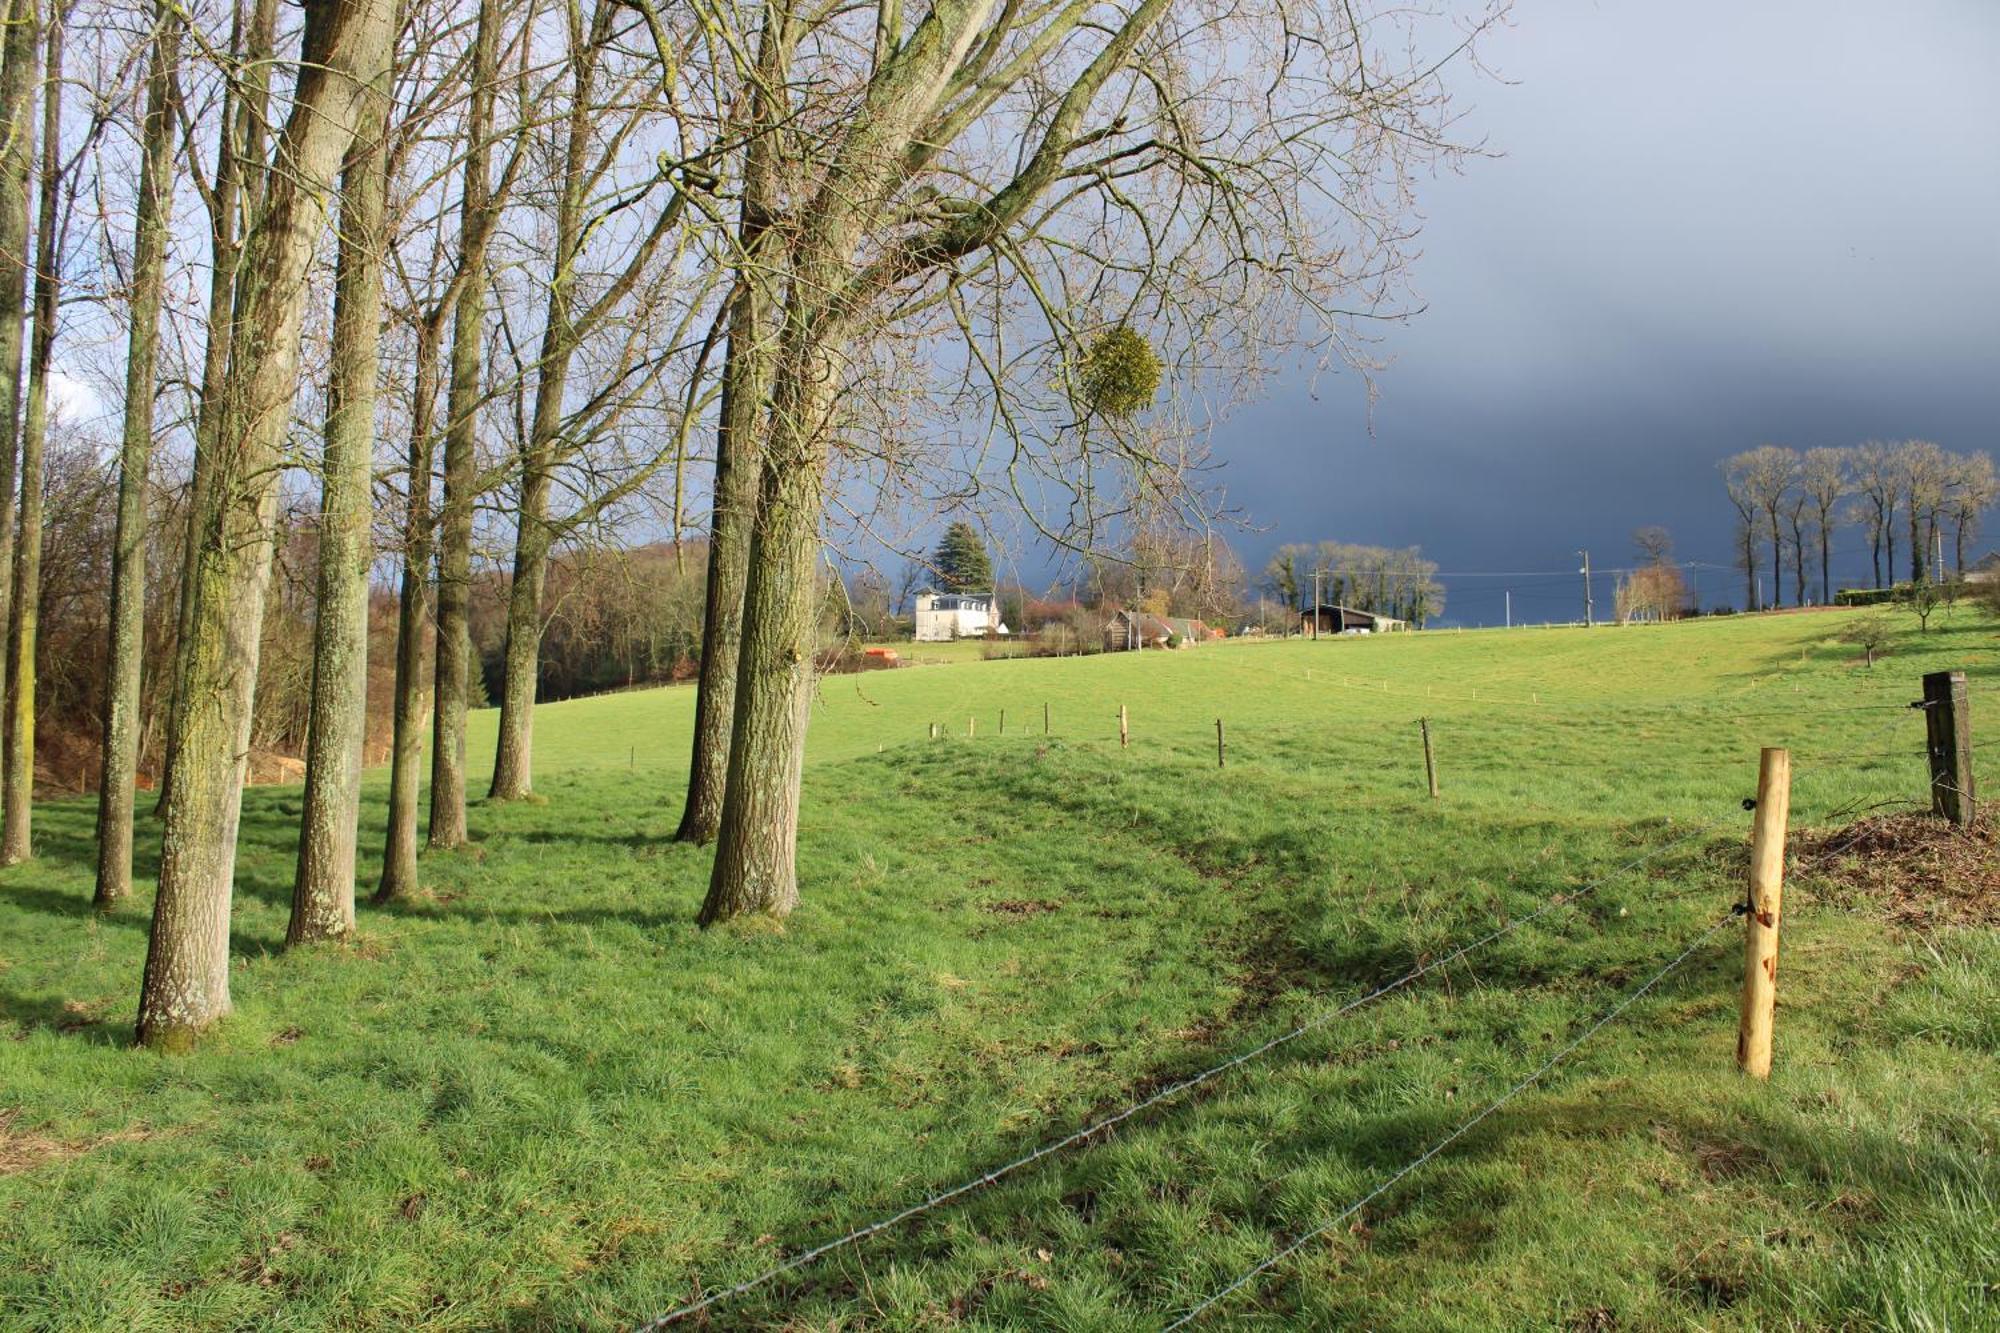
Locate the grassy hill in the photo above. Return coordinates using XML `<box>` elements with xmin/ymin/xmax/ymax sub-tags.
<box><xmin>2</xmin><ymin>610</ymin><xmax>1996</xmax><ymax>1329</ymax></box>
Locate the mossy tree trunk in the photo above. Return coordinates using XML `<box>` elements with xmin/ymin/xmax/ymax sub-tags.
<box><xmin>676</xmin><ymin>4</ymin><xmax>789</xmax><ymax>845</ymax></box>
<box><xmin>426</xmin><ymin>0</ymin><xmax>499</xmax><ymax>848</ymax></box>
<box><xmin>290</xmin><ymin>30</ymin><xmax>392</xmax><ymax>944</ymax></box>
<box><xmin>0</xmin><ymin>0</ymin><xmax>59</xmax><ymax>866</ymax></box>
<box><xmin>138</xmin><ymin>0</ymin><xmax>396</xmax><ymax>1052</ymax></box>
<box><xmin>376</xmin><ymin>316</ymin><xmax>439</xmax><ymax>901</ymax></box>
<box><xmin>154</xmin><ymin>0</ymin><xmax>278</xmax><ymax>817</ymax></box>
<box><xmin>0</xmin><ymin>0</ymin><xmax>40</xmax><ymax>811</ymax></box>
<box><xmin>94</xmin><ymin>2</ymin><xmax>180</xmax><ymax>908</ymax></box>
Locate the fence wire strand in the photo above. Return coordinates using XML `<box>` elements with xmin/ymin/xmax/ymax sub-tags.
<box><xmin>1161</xmin><ymin>913</ymin><xmax>1738</xmax><ymax>1330</ymax></box>
<box><xmin>636</xmin><ymin>816</ymin><xmax>1736</xmax><ymax>1329</ymax></box>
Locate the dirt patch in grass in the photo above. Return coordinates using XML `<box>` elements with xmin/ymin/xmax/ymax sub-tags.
<box><xmin>0</xmin><ymin>1108</ymin><xmax>152</xmax><ymax>1176</ymax></box>
<box><xmin>1797</xmin><ymin>812</ymin><xmax>2000</xmax><ymax>928</ymax></box>
<box><xmin>983</xmin><ymin>898</ymin><xmax>1064</xmax><ymax>917</ymax></box>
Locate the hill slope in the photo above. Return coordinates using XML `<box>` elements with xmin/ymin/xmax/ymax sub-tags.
<box><xmin>2</xmin><ymin>611</ymin><xmax>1996</xmax><ymax>1329</ymax></box>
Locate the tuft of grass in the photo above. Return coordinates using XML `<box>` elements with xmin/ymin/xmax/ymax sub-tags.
<box><xmin>0</xmin><ymin>610</ymin><xmax>1994</xmax><ymax>1329</ymax></box>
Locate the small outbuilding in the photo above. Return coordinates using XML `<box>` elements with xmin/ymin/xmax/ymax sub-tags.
<box><xmin>1300</xmin><ymin>604</ymin><xmax>1406</xmax><ymax>635</ymax></box>
<box><xmin>1102</xmin><ymin>609</ymin><xmax>1171</xmax><ymax>651</ymax></box>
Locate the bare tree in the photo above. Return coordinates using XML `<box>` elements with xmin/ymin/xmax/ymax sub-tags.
<box><xmin>154</xmin><ymin>0</ymin><xmax>282</xmax><ymax>815</ymax></box>
<box><xmin>0</xmin><ymin>0</ymin><xmax>40</xmax><ymax>841</ymax></box>
<box><xmin>137</xmin><ymin>0</ymin><xmax>399</xmax><ymax>1051</ymax></box>
<box><xmin>1631</xmin><ymin>525</ymin><xmax>1673</xmax><ymax>567</ymax></box>
<box><xmin>1728</xmin><ymin>445</ymin><xmax>1797</xmax><ymax>608</ymax></box>
<box><xmin>1945</xmin><ymin>450</ymin><xmax>1996</xmax><ymax>576</ymax></box>
<box><xmin>690</xmin><ymin>0</ymin><xmax>1502</xmax><ymax>921</ymax></box>
<box><xmin>425</xmin><ymin>0</ymin><xmax>510</xmax><ymax>853</ymax></box>
<box><xmin>1797</xmin><ymin>446</ymin><xmax>1845</xmax><ymax>603</ymax></box>
<box><xmin>482</xmin><ymin>0</ymin><xmax>717</xmax><ymax>804</ymax></box>
<box><xmin>1850</xmin><ymin>439</ymin><xmax>1897</xmax><ymax>589</ymax></box>
<box><xmin>1</xmin><ymin>0</ymin><xmax>64</xmax><ymax>863</ymax></box>
<box><xmin>1897</xmin><ymin>439</ymin><xmax>1948</xmax><ymax>584</ymax></box>
<box><xmin>95</xmin><ymin>1</ymin><xmax>183</xmax><ymax>907</ymax></box>
<box><xmin>675</xmin><ymin>0</ymin><xmax>791</xmax><ymax>846</ymax></box>
<box><xmin>289</xmin><ymin>7</ymin><xmax>396</xmax><ymax>944</ymax></box>
<box><xmin>1721</xmin><ymin>451</ymin><xmax>1775</xmax><ymax>609</ymax></box>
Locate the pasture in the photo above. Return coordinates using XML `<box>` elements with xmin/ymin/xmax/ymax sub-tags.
<box><xmin>2</xmin><ymin>610</ymin><xmax>1996</xmax><ymax>1330</ymax></box>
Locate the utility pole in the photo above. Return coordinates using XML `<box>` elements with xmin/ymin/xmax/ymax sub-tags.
<box><xmin>1311</xmin><ymin>567</ymin><xmax>1321</xmax><ymax>639</ymax></box>
<box><xmin>1578</xmin><ymin>549</ymin><xmax>1593</xmax><ymax>627</ymax></box>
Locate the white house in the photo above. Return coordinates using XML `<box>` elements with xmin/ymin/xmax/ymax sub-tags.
<box><xmin>913</xmin><ymin>591</ymin><xmax>1008</xmax><ymax>641</ymax></box>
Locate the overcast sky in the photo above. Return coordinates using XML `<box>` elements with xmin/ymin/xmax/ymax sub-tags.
<box><xmin>1211</xmin><ymin>0</ymin><xmax>2000</xmax><ymax>626</ymax></box>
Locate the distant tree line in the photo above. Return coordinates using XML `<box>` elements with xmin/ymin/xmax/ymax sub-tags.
<box><xmin>1260</xmin><ymin>541</ymin><xmax>1445</xmax><ymax>626</ymax></box>
<box><xmin>1722</xmin><ymin>442</ymin><xmax>1996</xmax><ymax>609</ymax></box>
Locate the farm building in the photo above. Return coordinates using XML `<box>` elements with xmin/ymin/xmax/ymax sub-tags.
<box><xmin>913</xmin><ymin>591</ymin><xmax>1008</xmax><ymax>641</ymax></box>
<box><xmin>1300</xmin><ymin>604</ymin><xmax>1407</xmax><ymax>635</ymax></box>
<box><xmin>1102</xmin><ymin>609</ymin><xmax>1208</xmax><ymax>651</ymax></box>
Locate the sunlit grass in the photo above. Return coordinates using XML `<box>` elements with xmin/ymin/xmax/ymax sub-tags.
<box><xmin>2</xmin><ymin>608</ymin><xmax>1994</xmax><ymax>1329</ymax></box>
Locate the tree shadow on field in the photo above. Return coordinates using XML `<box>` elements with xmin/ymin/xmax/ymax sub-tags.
<box><xmin>0</xmin><ymin>878</ymin><xmax>148</xmax><ymax>928</ymax></box>
<box><xmin>635</xmin><ymin>950</ymin><xmax>1980</xmax><ymax>1331</ymax></box>
<box><xmin>0</xmin><ymin>983</ymin><xmax>135</xmax><ymax>1047</ymax></box>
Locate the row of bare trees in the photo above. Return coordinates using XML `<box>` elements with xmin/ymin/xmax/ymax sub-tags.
<box><xmin>4</xmin><ymin>0</ymin><xmax>1495</xmax><ymax>1049</ymax></box>
<box><xmin>1721</xmin><ymin>442</ymin><xmax>1996</xmax><ymax>610</ymax></box>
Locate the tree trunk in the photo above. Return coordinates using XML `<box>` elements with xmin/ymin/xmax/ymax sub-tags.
<box><xmin>155</xmin><ymin>0</ymin><xmax>279</xmax><ymax>817</ymax></box>
<box><xmin>488</xmin><ymin>467</ymin><xmax>549</xmax><ymax>800</ymax></box>
<box><xmin>289</xmin><ymin>36</ymin><xmax>391</xmax><ymax>945</ymax></box>
<box><xmin>1909</xmin><ymin>505</ymin><xmax>1923</xmax><ymax>583</ymax></box>
<box><xmin>95</xmin><ymin>4</ymin><xmax>180</xmax><ymax>908</ymax></box>
<box><xmin>1818</xmin><ymin>517</ymin><xmax>1830</xmax><ymax>607</ymax></box>
<box><xmin>1</xmin><ymin>2</ymin><xmax>58</xmax><ymax>865</ymax></box>
<box><xmin>377</xmin><ymin>322</ymin><xmax>439</xmax><ymax>901</ymax></box>
<box><xmin>1800</xmin><ymin>520</ymin><xmax>1816</xmax><ymax>604</ymax></box>
<box><xmin>677</xmin><ymin>7</ymin><xmax>789</xmax><ymax>844</ymax></box>
<box><xmin>0</xmin><ymin>0</ymin><xmax>40</xmax><ymax>818</ymax></box>
<box><xmin>426</xmin><ymin>0</ymin><xmax>498</xmax><ymax>849</ymax></box>
<box><xmin>138</xmin><ymin>0</ymin><xmax>396</xmax><ymax>1052</ymax></box>
<box><xmin>1766</xmin><ymin>507</ymin><xmax>1782</xmax><ymax>608</ymax></box>
<box><xmin>700</xmin><ymin>339</ymin><xmax>839</xmax><ymax>923</ymax></box>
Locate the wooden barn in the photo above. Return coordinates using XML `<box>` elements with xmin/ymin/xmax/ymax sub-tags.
<box><xmin>1300</xmin><ymin>604</ymin><xmax>1406</xmax><ymax>635</ymax></box>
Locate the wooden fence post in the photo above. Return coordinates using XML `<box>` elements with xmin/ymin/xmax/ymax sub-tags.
<box><xmin>1737</xmin><ymin>746</ymin><xmax>1792</xmax><ymax>1080</ymax></box>
<box><xmin>1922</xmin><ymin>669</ymin><xmax>1974</xmax><ymax>827</ymax></box>
<box><xmin>1000</xmin><ymin>709</ymin><xmax>1006</xmax><ymax>735</ymax></box>
<box><xmin>1044</xmin><ymin>701</ymin><xmax>1050</xmax><ymax>734</ymax></box>
<box><xmin>1420</xmin><ymin>718</ymin><xmax>1438</xmax><ymax>800</ymax></box>
<box><xmin>1119</xmin><ymin>704</ymin><xmax>1128</xmax><ymax>749</ymax></box>
<box><xmin>1216</xmin><ymin>718</ymin><xmax>1225</xmax><ymax>768</ymax></box>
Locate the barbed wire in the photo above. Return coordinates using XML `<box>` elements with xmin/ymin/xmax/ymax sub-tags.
<box><xmin>1160</xmin><ymin>913</ymin><xmax>1737</xmax><ymax>1329</ymax></box>
<box><xmin>633</xmin><ymin>815</ymin><xmax>1738</xmax><ymax>1329</ymax></box>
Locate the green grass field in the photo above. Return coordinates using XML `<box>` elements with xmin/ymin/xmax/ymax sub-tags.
<box><xmin>3</xmin><ymin>610</ymin><xmax>1996</xmax><ymax>1330</ymax></box>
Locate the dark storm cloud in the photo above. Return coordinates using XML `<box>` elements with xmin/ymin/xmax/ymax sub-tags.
<box><xmin>1215</xmin><ymin>1</ymin><xmax>2000</xmax><ymax>625</ymax></box>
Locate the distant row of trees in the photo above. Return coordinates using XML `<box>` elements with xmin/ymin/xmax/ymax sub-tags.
<box><xmin>1721</xmin><ymin>441</ymin><xmax>1995</xmax><ymax>609</ymax></box>
<box><xmin>1260</xmin><ymin>541</ymin><xmax>1445</xmax><ymax>626</ymax></box>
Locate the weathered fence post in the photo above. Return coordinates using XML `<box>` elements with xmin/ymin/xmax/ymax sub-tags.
<box><xmin>1921</xmin><ymin>669</ymin><xmax>1974</xmax><ymax>827</ymax></box>
<box><xmin>1119</xmin><ymin>704</ymin><xmax>1128</xmax><ymax>749</ymax></box>
<box><xmin>1216</xmin><ymin>718</ymin><xmax>1225</xmax><ymax>768</ymax></box>
<box><xmin>1420</xmin><ymin>717</ymin><xmax>1438</xmax><ymax>800</ymax></box>
<box><xmin>1044</xmin><ymin>701</ymin><xmax>1050</xmax><ymax>734</ymax></box>
<box><xmin>1000</xmin><ymin>709</ymin><xmax>1006</xmax><ymax>735</ymax></box>
<box><xmin>1737</xmin><ymin>746</ymin><xmax>1792</xmax><ymax>1080</ymax></box>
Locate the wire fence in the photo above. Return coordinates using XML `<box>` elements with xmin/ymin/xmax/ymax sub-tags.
<box><xmin>1160</xmin><ymin>913</ymin><xmax>1739</xmax><ymax>1329</ymax></box>
<box><xmin>636</xmin><ymin>657</ymin><xmax>1979</xmax><ymax>1330</ymax></box>
<box><xmin>638</xmin><ymin>814</ymin><xmax>1737</xmax><ymax>1328</ymax></box>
